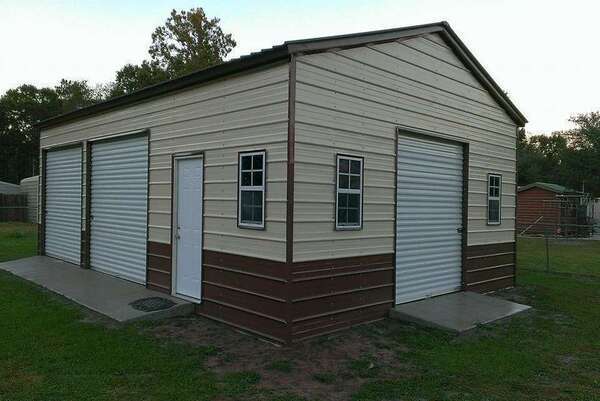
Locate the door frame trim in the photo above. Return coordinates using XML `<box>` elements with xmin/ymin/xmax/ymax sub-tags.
<box><xmin>171</xmin><ymin>152</ymin><xmax>205</xmax><ymax>303</ymax></box>
<box><xmin>394</xmin><ymin>127</ymin><xmax>470</xmax><ymax>304</ymax></box>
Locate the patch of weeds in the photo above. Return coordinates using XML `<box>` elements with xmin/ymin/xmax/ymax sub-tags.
<box><xmin>222</xmin><ymin>352</ymin><xmax>237</xmax><ymax>363</ymax></box>
<box><xmin>312</xmin><ymin>372</ymin><xmax>336</xmax><ymax>384</ymax></box>
<box><xmin>347</xmin><ymin>357</ymin><xmax>379</xmax><ymax>378</ymax></box>
<box><xmin>221</xmin><ymin>371</ymin><xmax>261</xmax><ymax>396</ymax></box>
<box><xmin>260</xmin><ymin>391</ymin><xmax>307</xmax><ymax>401</ymax></box>
<box><xmin>199</xmin><ymin>345</ymin><xmax>218</xmax><ymax>357</ymax></box>
<box><xmin>266</xmin><ymin>359</ymin><xmax>293</xmax><ymax>373</ymax></box>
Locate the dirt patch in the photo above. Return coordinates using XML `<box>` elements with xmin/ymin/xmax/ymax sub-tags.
<box><xmin>141</xmin><ymin>286</ymin><xmax>542</xmax><ymax>400</ymax></box>
<box><xmin>143</xmin><ymin>317</ymin><xmax>415</xmax><ymax>401</ymax></box>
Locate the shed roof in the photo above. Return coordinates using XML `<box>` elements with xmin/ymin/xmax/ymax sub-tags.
<box><xmin>36</xmin><ymin>21</ymin><xmax>527</xmax><ymax>129</ymax></box>
<box><xmin>518</xmin><ymin>182</ymin><xmax>574</xmax><ymax>194</ymax></box>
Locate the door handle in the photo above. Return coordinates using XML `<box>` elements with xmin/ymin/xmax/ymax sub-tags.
<box><xmin>456</xmin><ymin>227</ymin><xmax>463</xmax><ymax>233</ymax></box>
<box><xmin>175</xmin><ymin>226</ymin><xmax>181</xmax><ymax>240</ymax></box>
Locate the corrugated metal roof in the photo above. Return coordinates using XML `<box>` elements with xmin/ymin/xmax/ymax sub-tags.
<box><xmin>0</xmin><ymin>181</ymin><xmax>21</xmax><ymax>194</ymax></box>
<box><xmin>36</xmin><ymin>21</ymin><xmax>527</xmax><ymax>129</ymax></box>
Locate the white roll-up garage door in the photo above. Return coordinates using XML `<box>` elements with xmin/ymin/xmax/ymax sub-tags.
<box><xmin>395</xmin><ymin>133</ymin><xmax>463</xmax><ymax>304</ymax></box>
<box><xmin>90</xmin><ymin>135</ymin><xmax>148</xmax><ymax>284</ymax></box>
<box><xmin>45</xmin><ymin>146</ymin><xmax>82</xmax><ymax>264</ymax></box>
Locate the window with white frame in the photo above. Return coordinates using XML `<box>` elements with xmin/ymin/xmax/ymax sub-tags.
<box><xmin>487</xmin><ymin>174</ymin><xmax>502</xmax><ymax>224</ymax></box>
<box><xmin>336</xmin><ymin>155</ymin><xmax>363</xmax><ymax>229</ymax></box>
<box><xmin>238</xmin><ymin>151</ymin><xmax>265</xmax><ymax>228</ymax></box>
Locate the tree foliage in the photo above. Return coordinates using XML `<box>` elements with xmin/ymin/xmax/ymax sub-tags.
<box><xmin>110</xmin><ymin>61</ymin><xmax>170</xmax><ymax>98</ymax></box>
<box><xmin>149</xmin><ymin>8</ymin><xmax>236</xmax><ymax>78</ymax></box>
<box><xmin>110</xmin><ymin>7</ymin><xmax>236</xmax><ymax>96</ymax></box>
<box><xmin>0</xmin><ymin>7</ymin><xmax>235</xmax><ymax>184</ymax></box>
<box><xmin>518</xmin><ymin>112</ymin><xmax>600</xmax><ymax>196</ymax></box>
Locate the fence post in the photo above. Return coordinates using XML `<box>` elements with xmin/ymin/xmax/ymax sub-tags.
<box><xmin>545</xmin><ymin>236</ymin><xmax>550</xmax><ymax>272</ymax></box>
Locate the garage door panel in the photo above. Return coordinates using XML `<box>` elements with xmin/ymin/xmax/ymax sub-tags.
<box><xmin>90</xmin><ymin>135</ymin><xmax>148</xmax><ymax>284</ymax></box>
<box><xmin>45</xmin><ymin>147</ymin><xmax>82</xmax><ymax>264</ymax></box>
<box><xmin>396</xmin><ymin>134</ymin><xmax>463</xmax><ymax>304</ymax></box>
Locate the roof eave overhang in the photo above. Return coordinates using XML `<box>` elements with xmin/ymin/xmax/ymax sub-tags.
<box><xmin>436</xmin><ymin>22</ymin><xmax>527</xmax><ymax>126</ymax></box>
<box><xmin>36</xmin><ymin>46</ymin><xmax>289</xmax><ymax>129</ymax></box>
<box><xmin>36</xmin><ymin>21</ymin><xmax>527</xmax><ymax>130</ymax></box>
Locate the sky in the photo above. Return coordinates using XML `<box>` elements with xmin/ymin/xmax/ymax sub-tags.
<box><xmin>1</xmin><ymin>0</ymin><xmax>598</xmax><ymax>134</ymax></box>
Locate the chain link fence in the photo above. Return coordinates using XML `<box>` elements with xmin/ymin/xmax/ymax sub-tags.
<box><xmin>517</xmin><ymin>218</ymin><xmax>600</xmax><ymax>277</ymax></box>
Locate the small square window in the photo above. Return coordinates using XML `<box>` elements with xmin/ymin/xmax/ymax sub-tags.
<box><xmin>252</xmin><ymin>154</ymin><xmax>263</xmax><ymax>169</ymax></box>
<box><xmin>241</xmin><ymin>171</ymin><xmax>252</xmax><ymax>186</ymax></box>
<box><xmin>252</xmin><ymin>171</ymin><xmax>262</xmax><ymax>186</ymax></box>
<box><xmin>339</xmin><ymin>159</ymin><xmax>349</xmax><ymax>173</ymax></box>
<box><xmin>339</xmin><ymin>174</ymin><xmax>349</xmax><ymax>189</ymax></box>
<box><xmin>241</xmin><ymin>156</ymin><xmax>252</xmax><ymax>170</ymax></box>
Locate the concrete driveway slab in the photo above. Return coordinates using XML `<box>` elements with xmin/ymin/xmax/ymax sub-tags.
<box><xmin>0</xmin><ymin>256</ymin><xmax>193</xmax><ymax>322</ymax></box>
<box><xmin>390</xmin><ymin>291</ymin><xmax>531</xmax><ymax>333</ymax></box>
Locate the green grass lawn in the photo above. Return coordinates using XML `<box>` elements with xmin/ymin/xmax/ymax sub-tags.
<box><xmin>518</xmin><ymin>236</ymin><xmax>600</xmax><ymax>277</ymax></box>
<box><xmin>0</xmin><ymin>224</ymin><xmax>598</xmax><ymax>400</ymax></box>
<box><xmin>0</xmin><ymin>222</ymin><xmax>37</xmax><ymax>262</ymax></box>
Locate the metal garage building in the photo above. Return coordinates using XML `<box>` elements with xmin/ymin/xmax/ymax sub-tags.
<box><xmin>36</xmin><ymin>22</ymin><xmax>526</xmax><ymax>343</ymax></box>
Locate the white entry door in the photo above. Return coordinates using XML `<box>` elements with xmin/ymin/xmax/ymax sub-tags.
<box><xmin>395</xmin><ymin>133</ymin><xmax>464</xmax><ymax>304</ymax></box>
<box><xmin>174</xmin><ymin>157</ymin><xmax>203</xmax><ymax>301</ymax></box>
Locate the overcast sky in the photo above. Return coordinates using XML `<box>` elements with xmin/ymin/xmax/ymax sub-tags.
<box><xmin>1</xmin><ymin>0</ymin><xmax>598</xmax><ymax>134</ymax></box>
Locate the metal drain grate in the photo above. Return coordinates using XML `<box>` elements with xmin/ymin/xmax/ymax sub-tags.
<box><xmin>130</xmin><ymin>297</ymin><xmax>176</xmax><ymax>312</ymax></box>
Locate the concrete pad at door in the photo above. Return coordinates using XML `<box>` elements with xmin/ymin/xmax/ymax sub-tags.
<box><xmin>0</xmin><ymin>256</ymin><xmax>193</xmax><ymax>322</ymax></box>
<box><xmin>389</xmin><ymin>291</ymin><xmax>531</xmax><ymax>333</ymax></box>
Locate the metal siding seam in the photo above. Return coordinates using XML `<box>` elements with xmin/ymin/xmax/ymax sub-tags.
<box><xmin>462</xmin><ymin>141</ymin><xmax>470</xmax><ymax>288</ymax></box>
<box><xmin>39</xmin><ymin>147</ymin><xmax>46</xmax><ymax>256</ymax></box>
<box><xmin>85</xmin><ymin>141</ymin><xmax>92</xmax><ymax>268</ymax></box>
<box><xmin>145</xmin><ymin>130</ymin><xmax>151</xmax><ymax>286</ymax></box>
<box><xmin>393</xmin><ymin>128</ymin><xmax>399</xmax><ymax>304</ymax></box>
<box><xmin>513</xmin><ymin>126</ymin><xmax>519</xmax><ymax>286</ymax></box>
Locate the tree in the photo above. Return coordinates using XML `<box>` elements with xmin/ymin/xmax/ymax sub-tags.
<box><xmin>0</xmin><ymin>80</ymin><xmax>104</xmax><ymax>183</ymax></box>
<box><xmin>110</xmin><ymin>61</ymin><xmax>169</xmax><ymax>98</ymax></box>
<box><xmin>517</xmin><ymin>112</ymin><xmax>600</xmax><ymax>196</ymax></box>
<box><xmin>55</xmin><ymin>79</ymin><xmax>105</xmax><ymax>112</ymax></box>
<box><xmin>561</xmin><ymin>112</ymin><xmax>600</xmax><ymax>195</ymax></box>
<box><xmin>0</xmin><ymin>85</ymin><xmax>61</xmax><ymax>182</ymax></box>
<box><xmin>563</xmin><ymin>112</ymin><xmax>600</xmax><ymax>151</ymax></box>
<box><xmin>110</xmin><ymin>7</ymin><xmax>236</xmax><ymax>97</ymax></box>
<box><xmin>149</xmin><ymin>8</ymin><xmax>236</xmax><ymax>77</ymax></box>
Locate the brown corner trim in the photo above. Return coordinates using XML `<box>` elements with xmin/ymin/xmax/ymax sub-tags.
<box><xmin>285</xmin><ymin>55</ymin><xmax>297</xmax><ymax>344</ymax></box>
<box><xmin>514</xmin><ymin>126</ymin><xmax>520</xmax><ymax>283</ymax></box>
<box><xmin>461</xmin><ymin>141</ymin><xmax>470</xmax><ymax>289</ymax></box>
<box><xmin>286</xmin><ymin>55</ymin><xmax>296</xmax><ymax>265</ymax></box>
<box><xmin>38</xmin><ymin>148</ymin><xmax>47</xmax><ymax>256</ymax></box>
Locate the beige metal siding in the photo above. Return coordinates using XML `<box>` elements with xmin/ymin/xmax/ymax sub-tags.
<box><xmin>293</xmin><ymin>33</ymin><xmax>517</xmax><ymax>262</ymax></box>
<box><xmin>40</xmin><ymin>63</ymin><xmax>289</xmax><ymax>262</ymax></box>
